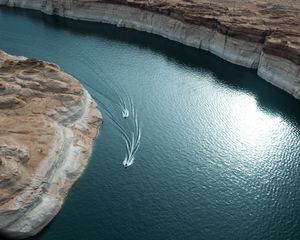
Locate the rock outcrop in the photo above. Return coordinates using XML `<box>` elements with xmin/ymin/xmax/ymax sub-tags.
<box><xmin>0</xmin><ymin>50</ymin><xmax>102</xmax><ymax>239</ymax></box>
<box><xmin>0</xmin><ymin>0</ymin><xmax>299</xmax><ymax>98</ymax></box>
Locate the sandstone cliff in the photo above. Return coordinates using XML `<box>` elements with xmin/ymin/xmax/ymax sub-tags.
<box><xmin>1</xmin><ymin>0</ymin><xmax>299</xmax><ymax>98</ymax></box>
<box><xmin>0</xmin><ymin>50</ymin><xmax>102</xmax><ymax>238</ymax></box>
<box><xmin>107</xmin><ymin>0</ymin><xmax>300</xmax><ymax>65</ymax></box>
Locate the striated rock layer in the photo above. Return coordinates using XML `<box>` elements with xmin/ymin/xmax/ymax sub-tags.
<box><xmin>0</xmin><ymin>0</ymin><xmax>298</xmax><ymax>97</ymax></box>
<box><xmin>1</xmin><ymin>0</ymin><xmax>299</xmax><ymax>98</ymax></box>
<box><xmin>0</xmin><ymin>50</ymin><xmax>102</xmax><ymax>239</ymax></box>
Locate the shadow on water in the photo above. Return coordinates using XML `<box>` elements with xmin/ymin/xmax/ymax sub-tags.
<box><xmin>0</xmin><ymin>233</ymin><xmax>35</xmax><ymax>240</ymax></box>
<box><xmin>0</xmin><ymin>233</ymin><xmax>10</xmax><ymax>240</ymax></box>
<box><xmin>1</xmin><ymin>5</ymin><xmax>300</xmax><ymax>240</ymax></box>
<box><xmin>1</xmin><ymin>3</ymin><xmax>300</xmax><ymax>232</ymax></box>
<box><xmin>1</xmin><ymin>6</ymin><xmax>300</xmax><ymax>127</ymax></box>
<box><xmin>0</xmin><ymin>229</ymin><xmax>48</xmax><ymax>240</ymax></box>
<box><xmin>0</xmin><ymin>212</ymin><xmax>60</xmax><ymax>239</ymax></box>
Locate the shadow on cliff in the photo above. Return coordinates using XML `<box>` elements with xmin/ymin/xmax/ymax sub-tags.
<box><xmin>1</xmin><ymin>6</ymin><xmax>300</xmax><ymax>127</ymax></box>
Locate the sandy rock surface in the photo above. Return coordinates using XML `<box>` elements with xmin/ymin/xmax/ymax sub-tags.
<box><xmin>0</xmin><ymin>50</ymin><xmax>102</xmax><ymax>238</ymax></box>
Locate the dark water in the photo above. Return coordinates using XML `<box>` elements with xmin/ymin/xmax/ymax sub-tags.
<box><xmin>1</xmin><ymin>6</ymin><xmax>300</xmax><ymax>240</ymax></box>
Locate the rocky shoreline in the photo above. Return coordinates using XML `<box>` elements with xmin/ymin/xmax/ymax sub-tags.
<box><xmin>0</xmin><ymin>50</ymin><xmax>102</xmax><ymax>239</ymax></box>
<box><xmin>0</xmin><ymin>0</ymin><xmax>300</xmax><ymax>98</ymax></box>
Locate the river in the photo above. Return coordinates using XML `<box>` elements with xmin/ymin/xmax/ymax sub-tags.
<box><xmin>0</xmin><ymin>6</ymin><xmax>299</xmax><ymax>240</ymax></box>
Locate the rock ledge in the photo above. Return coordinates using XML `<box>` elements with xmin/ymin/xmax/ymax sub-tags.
<box><xmin>0</xmin><ymin>50</ymin><xmax>102</xmax><ymax>239</ymax></box>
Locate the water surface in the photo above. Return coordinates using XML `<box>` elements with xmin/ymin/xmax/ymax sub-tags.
<box><xmin>0</xmin><ymin>7</ymin><xmax>300</xmax><ymax>240</ymax></box>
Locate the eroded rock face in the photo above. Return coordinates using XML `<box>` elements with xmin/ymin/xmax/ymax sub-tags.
<box><xmin>0</xmin><ymin>50</ymin><xmax>102</xmax><ymax>239</ymax></box>
<box><xmin>106</xmin><ymin>0</ymin><xmax>300</xmax><ymax>65</ymax></box>
<box><xmin>37</xmin><ymin>0</ymin><xmax>298</xmax><ymax>65</ymax></box>
<box><xmin>0</xmin><ymin>1</ymin><xmax>298</xmax><ymax>106</ymax></box>
<box><xmin>0</xmin><ymin>144</ymin><xmax>30</xmax><ymax>205</ymax></box>
<box><xmin>1</xmin><ymin>0</ymin><xmax>299</xmax><ymax>65</ymax></box>
<box><xmin>1</xmin><ymin>0</ymin><xmax>299</xmax><ymax>97</ymax></box>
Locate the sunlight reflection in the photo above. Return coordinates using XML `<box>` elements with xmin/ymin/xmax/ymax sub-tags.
<box><xmin>230</xmin><ymin>95</ymin><xmax>282</xmax><ymax>145</ymax></box>
<box><xmin>214</xmin><ymin>94</ymin><xmax>287</xmax><ymax>173</ymax></box>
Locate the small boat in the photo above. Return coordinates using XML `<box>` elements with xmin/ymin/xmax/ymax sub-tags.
<box><xmin>122</xmin><ymin>108</ymin><xmax>129</xmax><ymax>118</ymax></box>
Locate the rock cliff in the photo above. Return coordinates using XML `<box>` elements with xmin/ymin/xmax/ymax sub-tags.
<box><xmin>0</xmin><ymin>50</ymin><xmax>102</xmax><ymax>239</ymax></box>
<box><xmin>109</xmin><ymin>0</ymin><xmax>300</xmax><ymax>64</ymax></box>
<box><xmin>0</xmin><ymin>0</ymin><xmax>299</xmax><ymax>238</ymax></box>
<box><xmin>1</xmin><ymin>0</ymin><xmax>299</xmax><ymax>98</ymax></box>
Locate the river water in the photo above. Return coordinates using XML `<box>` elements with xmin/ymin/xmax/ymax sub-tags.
<box><xmin>0</xmin><ymin>6</ymin><xmax>299</xmax><ymax>240</ymax></box>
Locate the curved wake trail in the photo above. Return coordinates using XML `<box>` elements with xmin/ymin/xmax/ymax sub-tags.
<box><xmin>55</xmin><ymin>41</ymin><xmax>129</xmax><ymax>119</ymax></box>
<box><xmin>123</xmin><ymin>105</ymin><xmax>142</xmax><ymax>168</ymax></box>
<box><xmin>2</xmin><ymin>33</ymin><xmax>141</xmax><ymax>166</ymax></box>
<box><xmin>68</xmin><ymin>46</ymin><xmax>141</xmax><ymax>167</ymax></box>
<box><xmin>83</xmin><ymin>52</ymin><xmax>142</xmax><ymax>167</ymax></box>
<box><xmin>86</xmin><ymin>86</ymin><xmax>141</xmax><ymax>168</ymax></box>
<box><xmin>85</xmin><ymin>53</ymin><xmax>131</xmax><ymax>118</ymax></box>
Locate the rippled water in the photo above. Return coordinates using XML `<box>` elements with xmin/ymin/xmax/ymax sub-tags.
<box><xmin>1</xmin><ymin>6</ymin><xmax>300</xmax><ymax>240</ymax></box>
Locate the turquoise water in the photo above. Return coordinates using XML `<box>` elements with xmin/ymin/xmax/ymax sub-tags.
<box><xmin>1</xmin><ymin>6</ymin><xmax>300</xmax><ymax>240</ymax></box>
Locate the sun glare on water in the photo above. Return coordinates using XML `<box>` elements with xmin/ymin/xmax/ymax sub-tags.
<box><xmin>231</xmin><ymin>96</ymin><xmax>283</xmax><ymax>143</ymax></box>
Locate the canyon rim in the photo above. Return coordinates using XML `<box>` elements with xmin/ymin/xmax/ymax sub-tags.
<box><xmin>0</xmin><ymin>0</ymin><xmax>300</xmax><ymax>98</ymax></box>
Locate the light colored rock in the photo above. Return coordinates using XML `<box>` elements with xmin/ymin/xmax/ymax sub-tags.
<box><xmin>0</xmin><ymin>50</ymin><xmax>102</xmax><ymax>239</ymax></box>
<box><xmin>258</xmin><ymin>52</ymin><xmax>300</xmax><ymax>98</ymax></box>
<box><xmin>1</xmin><ymin>0</ymin><xmax>300</xmax><ymax>98</ymax></box>
<box><xmin>63</xmin><ymin>3</ymin><xmax>263</xmax><ymax>68</ymax></box>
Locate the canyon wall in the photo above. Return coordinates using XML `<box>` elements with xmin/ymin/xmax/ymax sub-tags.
<box><xmin>0</xmin><ymin>0</ymin><xmax>300</xmax><ymax>98</ymax></box>
<box><xmin>0</xmin><ymin>50</ymin><xmax>102</xmax><ymax>239</ymax></box>
<box><xmin>0</xmin><ymin>0</ymin><xmax>299</xmax><ymax>98</ymax></box>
